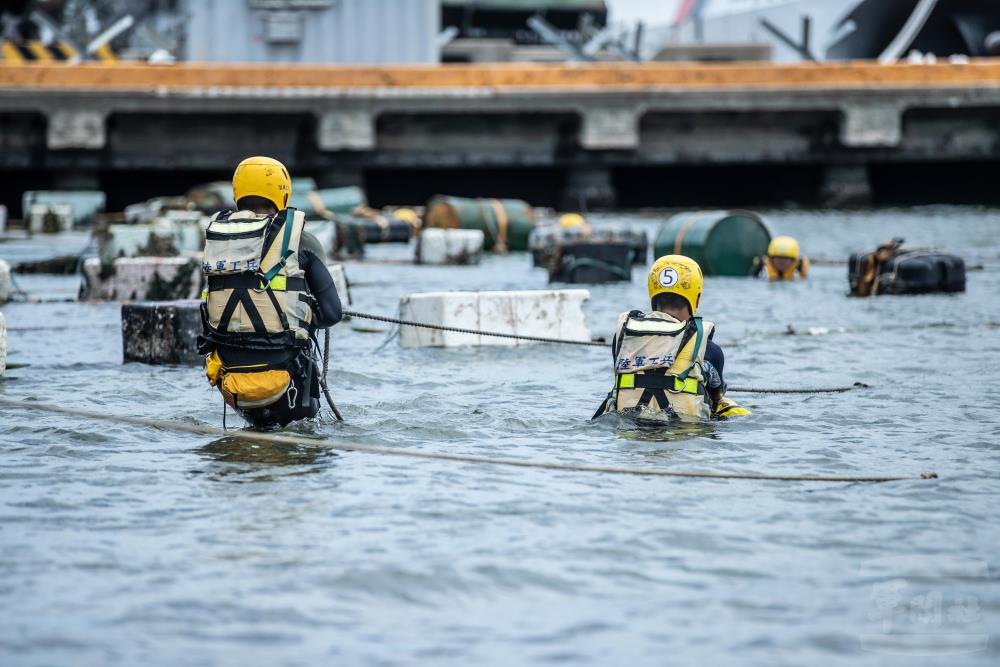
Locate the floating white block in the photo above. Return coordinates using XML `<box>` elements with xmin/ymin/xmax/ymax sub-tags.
<box><xmin>0</xmin><ymin>259</ymin><xmax>10</xmax><ymax>303</ymax></box>
<box><xmin>0</xmin><ymin>312</ymin><xmax>6</xmax><ymax>377</ymax></box>
<box><xmin>0</xmin><ymin>204</ymin><xmax>7</xmax><ymax>235</ymax></box>
<box><xmin>28</xmin><ymin>203</ymin><xmax>73</xmax><ymax>233</ymax></box>
<box><xmin>417</xmin><ymin>228</ymin><xmax>485</xmax><ymax>265</ymax></box>
<box><xmin>398</xmin><ymin>289</ymin><xmax>591</xmax><ymax>348</ymax></box>
<box><xmin>97</xmin><ymin>221</ymin><xmax>204</xmax><ymax>265</ymax></box>
<box><xmin>80</xmin><ymin>257</ymin><xmax>202</xmax><ymax>302</ymax></box>
<box><xmin>325</xmin><ymin>264</ymin><xmax>352</xmax><ymax>307</ymax></box>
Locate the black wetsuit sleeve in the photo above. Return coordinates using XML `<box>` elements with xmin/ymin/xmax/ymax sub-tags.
<box><xmin>705</xmin><ymin>340</ymin><xmax>725</xmax><ymax>384</ymax></box>
<box><xmin>751</xmin><ymin>256</ymin><xmax>764</xmax><ymax>278</ymax></box>
<box><xmin>299</xmin><ymin>249</ymin><xmax>342</xmax><ymax>327</ymax></box>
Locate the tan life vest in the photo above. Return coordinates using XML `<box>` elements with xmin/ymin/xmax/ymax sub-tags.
<box><xmin>763</xmin><ymin>255</ymin><xmax>810</xmax><ymax>280</ymax></box>
<box><xmin>603</xmin><ymin>310</ymin><xmax>715</xmax><ymax>421</ymax></box>
<box><xmin>201</xmin><ymin>207</ymin><xmax>315</xmax><ymax>350</ymax></box>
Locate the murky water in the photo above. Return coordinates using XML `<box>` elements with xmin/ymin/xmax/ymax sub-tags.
<box><xmin>1</xmin><ymin>208</ymin><xmax>998</xmax><ymax>665</ymax></box>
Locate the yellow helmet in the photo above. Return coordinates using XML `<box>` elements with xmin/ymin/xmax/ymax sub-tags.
<box><xmin>393</xmin><ymin>207</ymin><xmax>420</xmax><ymax>225</ymax></box>
<box><xmin>559</xmin><ymin>213</ymin><xmax>586</xmax><ymax>229</ymax></box>
<box><xmin>768</xmin><ymin>235</ymin><xmax>800</xmax><ymax>261</ymax></box>
<box><xmin>647</xmin><ymin>255</ymin><xmax>703</xmax><ymax>315</ymax></box>
<box><xmin>232</xmin><ymin>156</ymin><xmax>291</xmax><ymax>210</ymax></box>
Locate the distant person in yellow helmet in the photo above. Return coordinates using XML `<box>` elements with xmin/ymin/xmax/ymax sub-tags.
<box><xmin>753</xmin><ymin>235</ymin><xmax>810</xmax><ymax>280</ymax></box>
<box><xmin>594</xmin><ymin>255</ymin><xmax>750</xmax><ymax>422</ymax></box>
<box><xmin>557</xmin><ymin>212</ymin><xmax>592</xmax><ymax>241</ymax></box>
<box><xmin>198</xmin><ymin>156</ymin><xmax>343</xmax><ymax>428</ymax></box>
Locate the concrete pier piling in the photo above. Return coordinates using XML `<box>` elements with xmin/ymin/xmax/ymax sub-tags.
<box><xmin>121</xmin><ymin>300</ymin><xmax>203</xmax><ymax>365</ymax></box>
<box><xmin>398</xmin><ymin>289</ymin><xmax>591</xmax><ymax>348</ymax></box>
<box><xmin>28</xmin><ymin>204</ymin><xmax>73</xmax><ymax>234</ymax></box>
<box><xmin>81</xmin><ymin>257</ymin><xmax>202</xmax><ymax>302</ymax></box>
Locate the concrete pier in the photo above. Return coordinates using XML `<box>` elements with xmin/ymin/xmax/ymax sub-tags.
<box><xmin>0</xmin><ymin>259</ymin><xmax>10</xmax><ymax>303</ymax></box>
<box><xmin>81</xmin><ymin>257</ymin><xmax>202</xmax><ymax>302</ymax></box>
<box><xmin>0</xmin><ymin>312</ymin><xmax>6</xmax><ymax>377</ymax></box>
<box><xmin>3</xmin><ymin>62</ymin><xmax>1000</xmax><ymax>208</ymax></box>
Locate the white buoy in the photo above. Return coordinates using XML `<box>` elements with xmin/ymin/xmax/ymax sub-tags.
<box><xmin>0</xmin><ymin>259</ymin><xmax>10</xmax><ymax>303</ymax></box>
<box><xmin>398</xmin><ymin>289</ymin><xmax>591</xmax><ymax>348</ymax></box>
<box><xmin>416</xmin><ymin>228</ymin><xmax>485</xmax><ymax>265</ymax></box>
<box><xmin>28</xmin><ymin>203</ymin><xmax>73</xmax><ymax>233</ymax></box>
<box><xmin>80</xmin><ymin>257</ymin><xmax>202</xmax><ymax>302</ymax></box>
<box><xmin>0</xmin><ymin>312</ymin><xmax>6</xmax><ymax>377</ymax></box>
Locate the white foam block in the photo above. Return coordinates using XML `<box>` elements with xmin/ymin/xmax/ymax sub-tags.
<box><xmin>28</xmin><ymin>203</ymin><xmax>73</xmax><ymax>233</ymax></box>
<box><xmin>398</xmin><ymin>289</ymin><xmax>591</xmax><ymax>348</ymax></box>
<box><xmin>325</xmin><ymin>264</ymin><xmax>351</xmax><ymax>307</ymax></box>
<box><xmin>417</xmin><ymin>228</ymin><xmax>485</xmax><ymax>265</ymax></box>
<box><xmin>81</xmin><ymin>257</ymin><xmax>202</xmax><ymax>302</ymax></box>
<box><xmin>0</xmin><ymin>312</ymin><xmax>6</xmax><ymax>377</ymax></box>
<box><xmin>0</xmin><ymin>259</ymin><xmax>10</xmax><ymax>303</ymax></box>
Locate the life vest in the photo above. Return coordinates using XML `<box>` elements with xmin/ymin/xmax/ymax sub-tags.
<box><xmin>200</xmin><ymin>207</ymin><xmax>315</xmax><ymax>350</ymax></box>
<box><xmin>599</xmin><ymin>310</ymin><xmax>714</xmax><ymax>421</ymax></box>
<box><xmin>763</xmin><ymin>255</ymin><xmax>810</xmax><ymax>280</ymax></box>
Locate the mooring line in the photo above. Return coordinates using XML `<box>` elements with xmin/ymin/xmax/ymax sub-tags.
<box><xmin>0</xmin><ymin>398</ymin><xmax>935</xmax><ymax>483</ymax></box>
<box><xmin>343</xmin><ymin>309</ymin><xmax>608</xmax><ymax>347</ymax></box>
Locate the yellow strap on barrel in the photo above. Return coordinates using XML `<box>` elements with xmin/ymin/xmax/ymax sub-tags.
<box><xmin>488</xmin><ymin>199</ymin><xmax>509</xmax><ymax>250</ymax></box>
<box><xmin>618</xmin><ymin>373</ymin><xmax>635</xmax><ymax>389</ymax></box>
<box><xmin>673</xmin><ymin>213</ymin><xmax>705</xmax><ymax>254</ymax></box>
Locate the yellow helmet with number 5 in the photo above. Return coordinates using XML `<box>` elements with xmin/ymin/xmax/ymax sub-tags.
<box><xmin>647</xmin><ymin>254</ymin><xmax>703</xmax><ymax>315</ymax></box>
<box><xmin>232</xmin><ymin>156</ymin><xmax>291</xmax><ymax>210</ymax></box>
<box><xmin>767</xmin><ymin>235</ymin><xmax>800</xmax><ymax>261</ymax></box>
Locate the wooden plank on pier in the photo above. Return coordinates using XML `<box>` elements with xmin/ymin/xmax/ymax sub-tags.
<box><xmin>2</xmin><ymin>61</ymin><xmax>1000</xmax><ymax>91</ymax></box>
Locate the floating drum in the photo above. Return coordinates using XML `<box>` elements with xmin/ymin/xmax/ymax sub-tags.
<box><xmin>398</xmin><ymin>289</ymin><xmax>591</xmax><ymax>348</ymax></box>
<box><xmin>333</xmin><ymin>214</ymin><xmax>412</xmax><ymax>257</ymax></box>
<box><xmin>121</xmin><ymin>300</ymin><xmax>203</xmax><ymax>365</ymax></box>
<box><xmin>0</xmin><ymin>259</ymin><xmax>10</xmax><ymax>303</ymax></box>
<box><xmin>294</xmin><ymin>186</ymin><xmax>367</xmax><ymax>217</ymax></box>
<box><xmin>416</xmin><ymin>229</ymin><xmax>485</xmax><ymax>265</ymax></box>
<box><xmin>424</xmin><ymin>196</ymin><xmax>535</xmax><ymax>253</ymax></box>
<box><xmin>654</xmin><ymin>210</ymin><xmax>770</xmax><ymax>276</ymax></box>
<box><xmin>849</xmin><ymin>249</ymin><xmax>966</xmax><ymax>296</ymax></box>
<box><xmin>80</xmin><ymin>257</ymin><xmax>202</xmax><ymax>301</ymax></box>
<box><xmin>548</xmin><ymin>243</ymin><xmax>636</xmax><ymax>283</ymax></box>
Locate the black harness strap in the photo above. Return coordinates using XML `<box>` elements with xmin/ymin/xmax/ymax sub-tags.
<box><xmin>216</xmin><ymin>291</ymin><xmax>242</xmax><ymax>333</ymax></box>
<box><xmin>237</xmin><ymin>290</ymin><xmax>268</xmax><ymax>334</ymax></box>
<box><xmin>207</xmin><ymin>275</ymin><xmax>307</xmax><ymax>292</ymax></box>
<box><xmin>263</xmin><ymin>286</ymin><xmax>290</xmax><ymax>331</ymax></box>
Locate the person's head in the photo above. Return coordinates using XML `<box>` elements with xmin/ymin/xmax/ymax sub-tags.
<box><xmin>647</xmin><ymin>254</ymin><xmax>703</xmax><ymax>321</ymax></box>
<box><xmin>232</xmin><ymin>156</ymin><xmax>291</xmax><ymax>214</ymax></box>
<box><xmin>768</xmin><ymin>235</ymin><xmax>800</xmax><ymax>273</ymax></box>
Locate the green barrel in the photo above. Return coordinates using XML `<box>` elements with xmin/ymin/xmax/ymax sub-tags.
<box><xmin>653</xmin><ymin>210</ymin><xmax>771</xmax><ymax>276</ymax></box>
<box><xmin>424</xmin><ymin>195</ymin><xmax>535</xmax><ymax>252</ymax></box>
<box><xmin>289</xmin><ymin>186</ymin><xmax>366</xmax><ymax>217</ymax></box>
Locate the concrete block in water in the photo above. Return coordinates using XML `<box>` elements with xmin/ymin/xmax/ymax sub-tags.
<box><xmin>417</xmin><ymin>229</ymin><xmax>484</xmax><ymax>265</ymax></box>
<box><xmin>0</xmin><ymin>259</ymin><xmax>10</xmax><ymax>303</ymax></box>
<box><xmin>0</xmin><ymin>312</ymin><xmax>6</xmax><ymax>377</ymax></box>
<box><xmin>398</xmin><ymin>289</ymin><xmax>591</xmax><ymax>348</ymax></box>
<box><xmin>325</xmin><ymin>264</ymin><xmax>352</xmax><ymax>307</ymax></box>
<box><xmin>122</xmin><ymin>300</ymin><xmax>203</xmax><ymax>365</ymax></box>
<box><xmin>28</xmin><ymin>203</ymin><xmax>73</xmax><ymax>233</ymax></box>
<box><xmin>81</xmin><ymin>257</ymin><xmax>202</xmax><ymax>302</ymax></box>
<box><xmin>97</xmin><ymin>221</ymin><xmax>204</xmax><ymax>265</ymax></box>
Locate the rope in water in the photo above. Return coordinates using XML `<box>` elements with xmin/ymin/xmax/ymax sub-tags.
<box><xmin>343</xmin><ymin>310</ymin><xmax>867</xmax><ymax>395</ymax></box>
<box><xmin>0</xmin><ymin>398</ymin><xmax>935</xmax><ymax>483</ymax></box>
<box><xmin>343</xmin><ymin>309</ymin><xmax>608</xmax><ymax>347</ymax></box>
